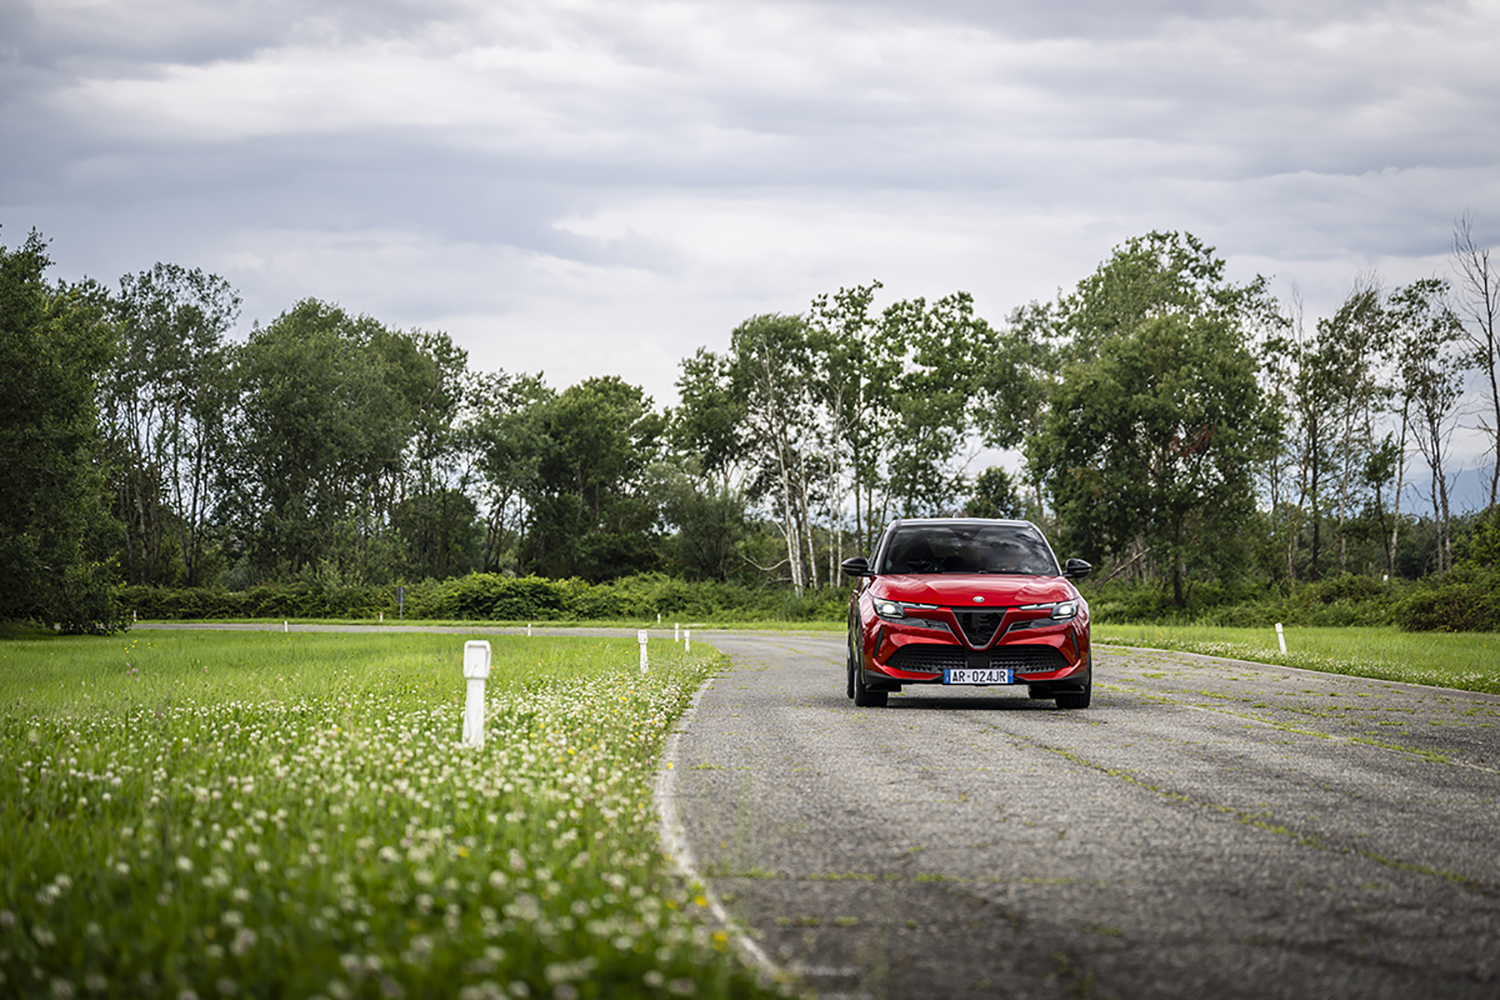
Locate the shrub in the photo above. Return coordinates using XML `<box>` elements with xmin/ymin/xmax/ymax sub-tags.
<box><xmin>1393</xmin><ymin>566</ymin><xmax>1500</xmax><ymax>633</ymax></box>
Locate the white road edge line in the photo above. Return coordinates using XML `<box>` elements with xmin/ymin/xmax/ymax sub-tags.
<box><xmin>654</xmin><ymin>673</ymin><xmax>792</xmax><ymax>989</ymax></box>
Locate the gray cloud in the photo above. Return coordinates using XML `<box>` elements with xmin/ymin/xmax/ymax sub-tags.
<box><xmin>2</xmin><ymin>0</ymin><xmax>1497</xmax><ymax>421</ymax></box>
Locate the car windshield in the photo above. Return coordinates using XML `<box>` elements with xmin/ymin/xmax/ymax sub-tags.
<box><xmin>878</xmin><ymin>523</ymin><xmax>1059</xmax><ymax>576</ymax></box>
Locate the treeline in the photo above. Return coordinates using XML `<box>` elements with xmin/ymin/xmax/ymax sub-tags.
<box><xmin>3</xmin><ymin>221</ymin><xmax>1499</xmax><ymax>633</ymax></box>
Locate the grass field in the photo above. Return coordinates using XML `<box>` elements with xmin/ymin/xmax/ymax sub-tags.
<box><xmin>0</xmin><ymin>629</ymin><xmax>778</xmax><ymax>1000</ymax></box>
<box><xmin>1094</xmin><ymin>623</ymin><xmax>1500</xmax><ymax>694</ymax></box>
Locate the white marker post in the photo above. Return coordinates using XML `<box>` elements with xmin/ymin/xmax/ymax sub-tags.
<box><xmin>463</xmin><ymin>640</ymin><xmax>491</xmax><ymax>748</ymax></box>
<box><xmin>674</xmin><ymin>622</ymin><xmax>680</xmax><ymax>641</ymax></box>
<box><xmin>685</xmin><ymin>628</ymin><xmax>691</xmax><ymax>653</ymax></box>
<box><xmin>1275</xmin><ymin>622</ymin><xmax>1287</xmax><ymax>654</ymax></box>
<box><xmin>638</xmin><ymin>629</ymin><xmax>649</xmax><ymax>672</ymax></box>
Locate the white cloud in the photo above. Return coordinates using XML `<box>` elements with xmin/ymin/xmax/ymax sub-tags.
<box><xmin>4</xmin><ymin>0</ymin><xmax>1499</xmax><ymax>456</ymax></box>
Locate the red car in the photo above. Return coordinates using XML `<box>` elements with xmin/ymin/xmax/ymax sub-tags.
<box><xmin>842</xmin><ymin>518</ymin><xmax>1092</xmax><ymax>709</ymax></box>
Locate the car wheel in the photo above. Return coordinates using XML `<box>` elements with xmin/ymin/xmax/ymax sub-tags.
<box><xmin>1055</xmin><ymin>681</ymin><xmax>1091</xmax><ymax>710</ymax></box>
<box><xmin>846</xmin><ymin>629</ymin><xmax>857</xmax><ymax>700</ymax></box>
<box><xmin>852</xmin><ymin>661</ymin><xmax>888</xmax><ymax>708</ymax></box>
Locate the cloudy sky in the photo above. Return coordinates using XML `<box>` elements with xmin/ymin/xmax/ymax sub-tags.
<box><xmin>4</xmin><ymin>0</ymin><xmax>1499</xmax><ymax>491</ymax></box>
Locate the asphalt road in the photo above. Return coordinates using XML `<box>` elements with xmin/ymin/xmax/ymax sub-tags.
<box><xmin>664</xmin><ymin>632</ymin><xmax>1500</xmax><ymax>1000</ymax></box>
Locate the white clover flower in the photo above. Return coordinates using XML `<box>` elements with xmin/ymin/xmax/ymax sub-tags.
<box><xmin>230</xmin><ymin>928</ymin><xmax>257</xmax><ymax>957</ymax></box>
<box><xmin>175</xmin><ymin>856</ymin><xmax>193</xmax><ymax>873</ymax></box>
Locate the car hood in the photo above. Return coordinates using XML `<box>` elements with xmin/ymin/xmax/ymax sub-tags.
<box><xmin>874</xmin><ymin>574</ymin><xmax>1076</xmax><ymax>607</ymax></box>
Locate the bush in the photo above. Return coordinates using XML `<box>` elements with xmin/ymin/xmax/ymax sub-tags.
<box><xmin>121</xmin><ymin>573</ymin><xmax>851</xmax><ymax>624</ymax></box>
<box><xmin>1393</xmin><ymin>566</ymin><xmax>1500</xmax><ymax>633</ymax></box>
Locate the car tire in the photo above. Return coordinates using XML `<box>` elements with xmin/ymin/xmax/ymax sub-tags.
<box><xmin>853</xmin><ymin>663</ymin><xmax>888</xmax><ymax>708</ymax></box>
<box><xmin>846</xmin><ymin>630</ymin><xmax>858</xmax><ymax>700</ymax></box>
<box><xmin>1054</xmin><ymin>681</ymin><xmax>1091</xmax><ymax>710</ymax></box>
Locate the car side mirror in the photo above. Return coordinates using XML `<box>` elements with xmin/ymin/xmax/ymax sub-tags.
<box><xmin>1063</xmin><ymin>558</ymin><xmax>1092</xmax><ymax>580</ymax></box>
<box><xmin>841</xmin><ymin>556</ymin><xmax>872</xmax><ymax>578</ymax></box>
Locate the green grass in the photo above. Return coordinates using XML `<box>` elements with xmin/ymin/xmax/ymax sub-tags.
<box><xmin>0</xmin><ymin>629</ymin><xmax>777</xmax><ymax>999</ymax></box>
<box><xmin>1095</xmin><ymin>623</ymin><xmax>1500</xmax><ymax>694</ymax></box>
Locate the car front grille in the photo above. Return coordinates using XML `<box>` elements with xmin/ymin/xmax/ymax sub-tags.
<box><xmin>989</xmin><ymin>646</ymin><xmax>1070</xmax><ymax>674</ymax></box>
<box><xmin>887</xmin><ymin>645</ymin><xmax>964</xmax><ymax>673</ymax></box>
<box><xmin>887</xmin><ymin>644</ymin><xmax>1069</xmax><ymax>675</ymax></box>
<box><xmin>950</xmin><ymin>610</ymin><xmax>1005</xmax><ymax>647</ymax></box>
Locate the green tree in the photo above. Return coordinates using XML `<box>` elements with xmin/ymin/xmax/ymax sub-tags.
<box><xmin>1390</xmin><ymin>278</ymin><xmax>1467</xmax><ymax>573</ymax></box>
<box><xmin>463</xmin><ymin>372</ymin><xmax>549</xmax><ymax>575</ymax></box>
<box><xmin>0</xmin><ymin>229</ymin><xmax>122</xmax><ymax>632</ymax></box>
<box><xmin>102</xmin><ymin>263</ymin><xmax>239</xmax><ymax>586</ymax></box>
<box><xmin>879</xmin><ymin>292</ymin><xmax>993</xmax><ymax>519</ymax></box>
<box><xmin>519</xmin><ymin>376</ymin><xmax>665</xmax><ymax>581</ymax></box>
<box><xmin>1034</xmin><ymin>309</ymin><xmax>1277</xmax><ymax>607</ymax></box>
<box><xmin>727</xmin><ymin>314</ymin><xmax>820</xmax><ymax>591</ymax></box>
<box><xmin>1452</xmin><ymin>215</ymin><xmax>1499</xmax><ymax>508</ymax></box>
<box><xmin>649</xmin><ymin>458</ymin><xmax>748</xmax><ymax>582</ymax></box>
<box><xmin>966</xmin><ymin>466</ymin><xmax>1024</xmax><ymax>519</ymax></box>
<box><xmin>225</xmin><ymin>300</ymin><xmax>439</xmax><ymax>582</ymax></box>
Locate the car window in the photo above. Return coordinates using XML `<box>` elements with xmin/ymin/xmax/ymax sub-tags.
<box><xmin>878</xmin><ymin>524</ymin><xmax>1059</xmax><ymax>576</ymax></box>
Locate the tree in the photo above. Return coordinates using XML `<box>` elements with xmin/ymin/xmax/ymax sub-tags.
<box><xmin>1054</xmin><ymin>230</ymin><xmax>1275</xmax><ymax>361</ymax></box>
<box><xmin>463</xmin><ymin>371</ymin><xmax>549</xmax><ymax>575</ymax></box>
<box><xmin>519</xmin><ymin>376</ymin><xmax>665</xmax><ymax>581</ymax></box>
<box><xmin>225</xmin><ymin>300</ymin><xmax>436</xmax><ymax>582</ymax></box>
<box><xmin>973</xmin><ymin>300</ymin><xmax>1061</xmax><ymax>515</ymax></box>
<box><xmin>1390</xmin><ymin>278</ymin><xmax>1467</xmax><ymax>573</ymax></box>
<box><xmin>966</xmin><ymin>466</ymin><xmax>1024</xmax><ymax>519</ymax></box>
<box><xmin>1033</xmin><ymin>237</ymin><xmax>1279</xmax><ymax>607</ymax></box>
<box><xmin>728</xmin><ymin>314</ymin><xmax>820</xmax><ymax>592</ymax></box>
<box><xmin>1452</xmin><ymin>213</ymin><xmax>1500</xmax><ymax>508</ymax></box>
<box><xmin>102</xmin><ymin>263</ymin><xmax>239</xmax><ymax>587</ymax></box>
<box><xmin>649</xmin><ymin>458</ymin><xmax>748</xmax><ymax>582</ymax></box>
<box><xmin>880</xmin><ymin>293</ymin><xmax>993</xmax><ymax>519</ymax></box>
<box><xmin>0</xmin><ymin>229</ymin><xmax>122</xmax><ymax>632</ymax></box>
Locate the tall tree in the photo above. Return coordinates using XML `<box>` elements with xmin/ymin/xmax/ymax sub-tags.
<box><xmin>728</xmin><ymin>314</ymin><xmax>819</xmax><ymax>592</ymax></box>
<box><xmin>102</xmin><ymin>263</ymin><xmax>239</xmax><ymax>586</ymax></box>
<box><xmin>1035</xmin><ymin>312</ymin><xmax>1276</xmax><ymax>606</ymax></box>
<box><xmin>1390</xmin><ymin>279</ymin><xmax>1467</xmax><ymax>573</ymax></box>
<box><xmin>225</xmin><ymin>300</ymin><xmax>428</xmax><ymax>581</ymax></box>
<box><xmin>880</xmin><ymin>292</ymin><xmax>993</xmax><ymax>518</ymax></box>
<box><xmin>463</xmin><ymin>371</ymin><xmax>549</xmax><ymax>575</ymax></box>
<box><xmin>519</xmin><ymin>376</ymin><xmax>664</xmax><ymax>581</ymax></box>
<box><xmin>1032</xmin><ymin>233</ymin><xmax>1279</xmax><ymax>604</ymax></box>
<box><xmin>1452</xmin><ymin>213</ymin><xmax>1500</xmax><ymax>507</ymax></box>
<box><xmin>808</xmin><ymin>281</ymin><xmax>895</xmax><ymax>562</ymax></box>
<box><xmin>0</xmin><ymin>229</ymin><xmax>122</xmax><ymax>632</ymax></box>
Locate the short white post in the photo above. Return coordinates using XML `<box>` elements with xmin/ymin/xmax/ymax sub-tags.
<box><xmin>379</xmin><ymin>612</ymin><xmax>383</xmax><ymax>623</ymax></box>
<box><xmin>1275</xmin><ymin>622</ymin><xmax>1286</xmax><ymax>654</ymax></box>
<box><xmin>657</xmin><ymin>613</ymin><xmax>662</xmax><ymax>624</ymax></box>
<box><xmin>527</xmin><ymin>623</ymin><xmax>532</xmax><ymax>637</ymax></box>
<box><xmin>638</xmin><ymin>629</ymin><xmax>649</xmax><ymax>672</ymax></box>
<box><xmin>283</xmin><ymin>620</ymin><xmax>289</xmax><ymax>633</ymax></box>
<box><xmin>674</xmin><ymin>622</ymin><xmax>680</xmax><ymax>641</ymax></box>
<box><xmin>463</xmin><ymin>640</ymin><xmax>491</xmax><ymax>748</ymax></box>
<box><xmin>685</xmin><ymin>628</ymin><xmax>691</xmax><ymax>653</ymax></box>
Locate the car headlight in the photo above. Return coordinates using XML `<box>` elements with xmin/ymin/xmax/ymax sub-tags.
<box><xmin>1020</xmin><ymin>601</ymin><xmax>1078</xmax><ymax>622</ymax></box>
<box><xmin>873</xmin><ymin>599</ymin><xmax>940</xmax><ymax>622</ymax></box>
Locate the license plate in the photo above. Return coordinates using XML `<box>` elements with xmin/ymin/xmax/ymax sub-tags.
<box><xmin>944</xmin><ymin>667</ymin><xmax>1013</xmax><ymax>685</ymax></box>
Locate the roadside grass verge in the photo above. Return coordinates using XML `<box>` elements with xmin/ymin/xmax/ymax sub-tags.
<box><xmin>0</xmin><ymin>630</ymin><xmax>777</xmax><ymax>999</ymax></box>
<box><xmin>1095</xmin><ymin>623</ymin><xmax>1500</xmax><ymax>695</ymax></box>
